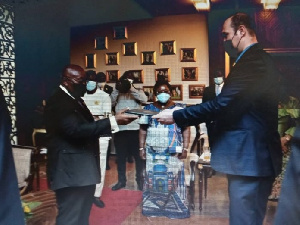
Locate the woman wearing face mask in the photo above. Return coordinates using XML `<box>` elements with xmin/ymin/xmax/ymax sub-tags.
<box><xmin>138</xmin><ymin>80</ymin><xmax>190</xmax><ymax>219</ymax></box>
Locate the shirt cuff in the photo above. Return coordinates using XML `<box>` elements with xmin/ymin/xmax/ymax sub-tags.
<box><xmin>109</xmin><ymin>116</ymin><xmax>119</xmax><ymax>133</ymax></box>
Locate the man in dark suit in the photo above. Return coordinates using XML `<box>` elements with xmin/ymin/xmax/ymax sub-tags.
<box><xmin>202</xmin><ymin>69</ymin><xmax>225</xmax><ymax>147</ymax></box>
<box><xmin>153</xmin><ymin>12</ymin><xmax>282</xmax><ymax>225</ymax></box>
<box><xmin>0</xmin><ymin>86</ymin><xmax>25</xmax><ymax>225</ymax></box>
<box><xmin>44</xmin><ymin>64</ymin><xmax>138</xmax><ymax>225</ymax></box>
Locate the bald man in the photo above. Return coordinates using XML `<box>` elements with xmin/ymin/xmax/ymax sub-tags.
<box><xmin>153</xmin><ymin>13</ymin><xmax>282</xmax><ymax>225</ymax></box>
<box><xmin>44</xmin><ymin>64</ymin><xmax>138</xmax><ymax>225</ymax></box>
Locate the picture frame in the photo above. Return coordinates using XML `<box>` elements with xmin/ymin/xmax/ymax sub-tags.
<box><xmin>94</xmin><ymin>36</ymin><xmax>107</xmax><ymax>50</ymax></box>
<box><xmin>189</xmin><ymin>84</ymin><xmax>205</xmax><ymax>99</ymax></box>
<box><xmin>106</xmin><ymin>70</ymin><xmax>120</xmax><ymax>83</ymax></box>
<box><xmin>122</xmin><ymin>42</ymin><xmax>137</xmax><ymax>56</ymax></box>
<box><xmin>128</xmin><ymin>69</ymin><xmax>144</xmax><ymax>84</ymax></box>
<box><xmin>170</xmin><ymin>85</ymin><xmax>183</xmax><ymax>101</ymax></box>
<box><xmin>180</xmin><ymin>48</ymin><xmax>196</xmax><ymax>62</ymax></box>
<box><xmin>143</xmin><ymin>86</ymin><xmax>155</xmax><ymax>102</ymax></box>
<box><xmin>141</xmin><ymin>51</ymin><xmax>156</xmax><ymax>65</ymax></box>
<box><xmin>85</xmin><ymin>53</ymin><xmax>96</xmax><ymax>69</ymax></box>
<box><xmin>160</xmin><ymin>40</ymin><xmax>176</xmax><ymax>55</ymax></box>
<box><xmin>105</xmin><ymin>52</ymin><xmax>119</xmax><ymax>65</ymax></box>
<box><xmin>182</xmin><ymin>67</ymin><xmax>198</xmax><ymax>81</ymax></box>
<box><xmin>113</xmin><ymin>26</ymin><xmax>128</xmax><ymax>40</ymax></box>
<box><xmin>155</xmin><ymin>68</ymin><xmax>170</xmax><ymax>82</ymax></box>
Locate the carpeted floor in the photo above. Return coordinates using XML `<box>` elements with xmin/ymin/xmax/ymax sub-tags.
<box><xmin>89</xmin><ymin>188</ymin><xmax>142</xmax><ymax>225</ymax></box>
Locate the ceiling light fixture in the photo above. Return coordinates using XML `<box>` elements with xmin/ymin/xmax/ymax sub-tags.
<box><xmin>192</xmin><ymin>0</ymin><xmax>210</xmax><ymax>11</ymax></box>
<box><xmin>261</xmin><ymin>0</ymin><xmax>281</xmax><ymax>10</ymax></box>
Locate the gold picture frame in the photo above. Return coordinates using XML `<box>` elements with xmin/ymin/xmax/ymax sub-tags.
<box><xmin>180</xmin><ymin>48</ymin><xmax>196</xmax><ymax>62</ymax></box>
<box><xmin>155</xmin><ymin>68</ymin><xmax>170</xmax><ymax>82</ymax></box>
<box><xmin>170</xmin><ymin>85</ymin><xmax>183</xmax><ymax>101</ymax></box>
<box><xmin>182</xmin><ymin>67</ymin><xmax>198</xmax><ymax>81</ymax></box>
<box><xmin>160</xmin><ymin>40</ymin><xmax>176</xmax><ymax>55</ymax></box>
<box><xmin>122</xmin><ymin>42</ymin><xmax>137</xmax><ymax>56</ymax></box>
<box><xmin>105</xmin><ymin>52</ymin><xmax>119</xmax><ymax>65</ymax></box>
<box><xmin>106</xmin><ymin>70</ymin><xmax>120</xmax><ymax>83</ymax></box>
<box><xmin>85</xmin><ymin>53</ymin><xmax>96</xmax><ymax>69</ymax></box>
<box><xmin>128</xmin><ymin>69</ymin><xmax>144</xmax><ymax>84</ymax></box>
<box><xmin>189</xmin><ymin>84</ymin><xmax>205</xmax><ymax>99</ymax></box>
<box><xmin>141</xmin><ymin>51</ymin><xmax>156</xmax><ymax>65</ymax></box>
<box><xmin>94</xmin><ymin>36</ymin><xmax>108</xmax><ymax>50</ymax></box>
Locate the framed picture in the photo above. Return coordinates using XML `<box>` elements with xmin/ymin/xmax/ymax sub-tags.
<box><xmin>155</xmin><ymin>68</ymin><xmax>170</xmax><ymax>82</ymax></box>
<box><xmin>189</xmin><ymin>84</ymin><xmax>205</xmax><ymax>99</ymax></box>
<box><xmin>113</xmin><ymin>26</ymin><xmax>127</xmax><ymax>39</ymax></box>
<box><xmin>94</xmin><ymin>36</ymin><xmax>107</xmax><ymax>50</ymax></box>
<box><xmin>180</xmin><ymin>48</ymin><xmax>196</xmax><ymax>62</ymax></box>
<box><xmin>128</xmin><ymin>70</ymin><xmax>144</xmax><ymax>84</ymax></box>
<box><xmin>170</xmin><ymin>85</ymin><xmax>183</xmax><ymax>101</ymax></box>
<box><xmin>143</xmin><ymin>86</ymin><xmax>155</xmax><ymax>102</ymax></box>
<box><xmin>105</xmin><ymin>52</ymin><xmax>119</xmax><ymax>65</ymax></box>
<box><xmin>160</xmin><ymin>40</ymin><xmax>176</xmax><ymax>55</ymax></box>
<box><xmin>141</xmin><ymin>51</ymin><xmax>156</xmax><ymax>65</ymax></box>
<box><xmin>182</xmin><ymin>67</ymin><xmax>198</xmax><ymax>81</ymax></box>
<box><xmin>106</xmin><ymin>70</ymin><xmax>120</xmax><ymax>83</ymax></box>
<box><xmin>85</xmin><ymin>53</ymin><xmax>96</xmax><ymax>69</ymax></box>
<box><xmin>122</xmin><ymin>42</ymin><xmax>137</xmax><ymax>56</ymax></box>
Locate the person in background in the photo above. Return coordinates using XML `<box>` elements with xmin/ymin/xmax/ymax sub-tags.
<box><xmin>153</xmin><ymin>12</ymin><xmax>282</xmax><ymax>225</ymax></box>
<box><xmin>82</xmin><ymin>70</ymin><xmax>112</xmax><ymax>208</ymax></box>
<box><xmin>269</xmin><ymin>95</ymin><xmax>300</xmax><ymax>200</ymax></box>
<box><xmin>273</xmin><ymin>88</ymin><xmax>300</xmax><ymax>225</ymax></box>
<box><xmin>110</xmin><ymin>71</ymin><xmax>148</xmax><ymax>191</ymax></box>
<box><xmin>44</xmin><ymin>64</ymin><xmax>137</xmax><ymax>225</ymax></box>
<box><xmin>139</xmin><ymin>80</ymin><xmax>190</xmax><ymax>218</ymax></box>
<box><xmin>202</xmin><ymin>69</ymin><xmax>225</xmax><ymax>147</ymax></box>
<box><xmin>0</xmin><ymin>86</ymin><xmax>25</xmax><ymax>225</ymax></box>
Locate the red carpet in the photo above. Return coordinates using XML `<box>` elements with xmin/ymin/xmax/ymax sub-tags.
<box><xmin>89</xmin><ymin>187</ymin><xmax>142</xmax><ymax>225</ymax></box>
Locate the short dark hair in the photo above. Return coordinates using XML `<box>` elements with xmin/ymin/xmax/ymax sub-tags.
<box><xmin>230</xmin><ymin>12</ymin><xmax>256</xmax><ymax>36</ymax></box>
<box><xmin>153</xmin><ymin>80</ymin><xmax>172</xmax><ymax>96</ymax></box>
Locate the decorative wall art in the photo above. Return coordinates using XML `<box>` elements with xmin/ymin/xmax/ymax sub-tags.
<box><xmin>180</xmin><ymin>48</ymin><xmax>196</xmax><ymax>62</ymax></box>
<box><xmin>160</xmin><ymin>40</ymin><xmax>176</xmax><ymax>55</ymax></box>
<box><xmin>189</xmin><ymin>84</ymin><xmax>205</xmax><ymax>99</ymax></box>
<box><xmin>113</xmin><ymin>26</ymin><xmax>127</xmax><ymax>39</ymax></box>
<box><xmin>123</xmin><ymin>42</ymin><xmax>137</xmax><ymax>56</ymax></box>
<box><xmin>155</xmin><ymin>68</ymin><xmax>170</xmax><ymax>82</ymax></box>
<box><xmin>105</xmin><ymin>52</ymin><xmax>119</xmax><ymax>65</ymax></box>
<box><xmin>85</xmin><ymin>53</ymin><xmax>96</xmax><ymax>69</ymax></box>
<box><xmin>143</xmin><ymin>86</ymin><xmax>155</xmax><ymax>102</ymax></box>
<box><xmin>182</xmin><ymin>67</ymin><xmax>198</xmax><ymax>81</ymax></box>
<box><xmin>94</xmin><ymin>36</ymin><xmax>108</xmax><ymax>50</ymax></box>
<box><xmin>128</xmin><ymin>69</ymin><xmax>144</xmax><ymax>84</ymax></box>
<box><xmin>106</xmin><ymin>70</ymin><xmax>120</xmax><ymax>83</ymax></box>
<box><xmin>170</xmin><ymin>85</ymin><xmax>183</xmax><ymax>101</ymax></box>
<box><xmin>141</xmin><ymin>51</ymin><xmax>156</xmax><ymax>65</ymax></box>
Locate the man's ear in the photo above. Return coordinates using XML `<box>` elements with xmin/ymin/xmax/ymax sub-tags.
<box><xmin>238</xmin><ymin>25</ymin><xmax>246</xmax><ymax>37</ymax></box>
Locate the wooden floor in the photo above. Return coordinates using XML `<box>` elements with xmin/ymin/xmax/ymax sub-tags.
<box><xmin>103</xmin><ymin>155</ymin><xmax>278</xmax><ymax>225</ymax></box>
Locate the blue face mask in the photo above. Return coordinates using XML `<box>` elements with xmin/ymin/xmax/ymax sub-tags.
<box><xmin>86</xmin><ymin>81</ymin><xmax>97</xmax><ymax>91</ymax></box>
<box><xmin>157</xmin><ymin>93</ymin><xmax>170</xmax><ymax>103</ymax></box>
<box><xmin>214</xmin><ymin>77</ymin><xmax>224</xmax><ymax>85</ymax></box>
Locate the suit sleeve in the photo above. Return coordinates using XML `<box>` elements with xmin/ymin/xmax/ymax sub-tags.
<box><xmin>174</xmin><ymin>51</ymin><xmax>271</xmax><ymax>128</ymax></box>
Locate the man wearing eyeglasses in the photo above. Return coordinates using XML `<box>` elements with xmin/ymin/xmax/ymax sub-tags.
<box><xmin>44</xmin><ymin>64</ymin><xmax>138</xmax><ymax>225</ymax></box>
<box><xmin>153</xmin><ymin>12</ymin><xmax>282</xmax><ymax>225</ymax></box>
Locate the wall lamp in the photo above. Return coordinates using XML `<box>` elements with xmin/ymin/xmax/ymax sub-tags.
<box><xmin>261</xmin><ymin>0</ymin><xmax>281</xmax><ymax>10</ymax></box>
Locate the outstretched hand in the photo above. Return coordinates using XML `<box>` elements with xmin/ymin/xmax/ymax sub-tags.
<box><xmin>115</xmin><ymin>108</ymin><xmax>138</xmax><ymax>125</ymax></box>
<box><xmin>152</xmin><ymin>109</ymin><xmax>175</xmax><ymax>125</ymax></box>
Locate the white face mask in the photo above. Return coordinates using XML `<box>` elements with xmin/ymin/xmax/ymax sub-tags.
<box><xmin>86</xmin><ymin>81</ymin><xmax>97</xmax><ymax>91</ymax></box>
<box><xmin>157</xmin><ymin>93</ymin><xmax>170</xmax><ymax>103</ymax></box>
<box><xmin>214</xmin><ymin>77</ymin><xmax>224</xmax><ymax>85</ymax></box>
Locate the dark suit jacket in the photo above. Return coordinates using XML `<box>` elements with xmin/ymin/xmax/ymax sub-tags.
<box><xmin>44</xmin><ymin>88</ymin><xmax>112</xmax><ymax>190</ymax></box>
<box><xmin>0</xmin><ymin>87</ymin><xmax>25</xmax><ymax>224</ymax></box>
<box><xmin>202</xmin><ymin>85</ymin><xmax>217</xmax><ymax>146</ymax></box>
<box><xmin>174</xmin><ymin>44</ymin><xmax>282</xmax><ymax>177</ymax></box>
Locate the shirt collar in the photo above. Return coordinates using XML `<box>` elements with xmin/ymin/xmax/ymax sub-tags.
<box><xmin>59</xmin><ymin>85</ymin><xmax>75</xmax><ymax>99</ymax></box>
<box><xmin>235</xmin><ymin>43</ymin><xmax>257</xmax><ymax>64</ymax></box>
